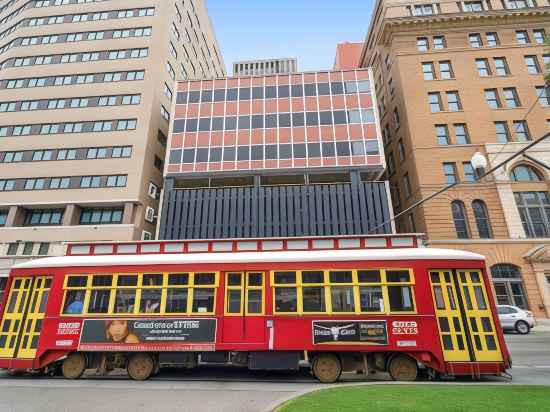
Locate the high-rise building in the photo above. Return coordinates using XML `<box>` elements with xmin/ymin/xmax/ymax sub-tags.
<box><xmin>233</xmin><ymin>58</ymin><xmax>298</xmax><ymax>76</ymax></box>
<box><xmin>159</xmin><ymin>68</ymin><xmax>392</xmax><ymax>240</ymax></box>
<box><xmin>363</xmin><ymin>0</ymin><xmax>550</xmax><ymax>317</ymax></box>
<box><xmin>0</xmin><ymin>0</ymin><xmax>225</xmax><ymax>291</ymax></box>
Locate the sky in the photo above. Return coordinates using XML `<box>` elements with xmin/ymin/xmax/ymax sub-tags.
<box><xmin>207</xmin><ymin>0</ymin><xmax>376</xmax><ymax>74</ymax></box>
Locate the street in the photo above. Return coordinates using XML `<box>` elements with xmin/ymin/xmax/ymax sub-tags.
<box><xmin>0</xmin><ymin>329</ymin><xmax>548</xmax><ymax>412</ymax></box>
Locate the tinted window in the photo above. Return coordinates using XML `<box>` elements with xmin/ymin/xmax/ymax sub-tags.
<box><xmin>237</xmin><ymin>146</ymin><xmax>249</xmax><ymax>161</ymax></box>
<box><xmin>223</xmin><ymin>146</ymin><xmax>235</xmax><ymax>161</ymax></box>
<box><xmin>331</xmin><ymin>82</ymin><xmax>344</xmax><ymax>95</ymax></box>
<box><xmin>239</xmin><ymin>88</ymin><xmax>251</xmax><ymax>100</ymax></box>
<box><xmin>211</xmin><ymin>117</ymin><xmax>224</xmax><ymax>131</ymax></box>
<box><xmin>279</xmin><ymin>113</ymin><xmax>291</xmax><ymax>128</ymax></box>
<box><xmin>227</xmin><ymin>88</ymin><xmax>238</xmax><ymax>101</ymax></box>
<box><xmin>169</xmin><ymin>150</ymin><xmax>181</xmax><ymax>164</ymax></box>
<box><xmin>196</xmin><ymin>148</ymin><xmax>208</xmax><ymax>162</ymax></box>
<box><xmin>265</xmin><ymin>145</ymin><xmax>278</xmax><ymax>159</ymax></box>
<box><xmin>279</xmin><ymin>144</ymin><xmax>292</xmax><ymax>159</ymax></box>
<box><xmin>185</xmin><ymin>118</ymin><xmax>197</xmax><ymax>132</ymax></box>
<box><xmin>173</xmin><ymin>119</ymin><xmax>186</xmax><ymax>133</ymax></box>
<box><xmin>265</xmin><ymin>114</ymin><xmax>278</xmax><ymax>128</ymax></box>
<box><xmin>333</xmin><ymin>110</ymin><xmax>347</xmax><ymax>124</ymax></box>
<box><xmin>308</xmin><ymin>143</ymin><xmax>321</xmax><ymax>157</ymax></box>
<box><xmin>188</xmin><ymin>91</ymin><xmax>200</xmax><ymax>103</ymax></box>
<box><xmin>294</xmin><ymin>144</ymin><xmax>306</xmax><ymax>158</ymax></box>
<box><xmin>251</xmin><ymin>115</ymin><xmax>264</xmax><ymax>129</ymax></box>
<box><xmin>336</xmin><ymin>142</ymin><xmax>350</xmax><ymax>156</ymax></box>
<box><xmin>182</xmin><ymin>149</ymin><xmax>195</xmax><ymax>163</ymax></box>
<box><xmin>292</xmin><ymin>112</ymin><xmax>305</xmax><ymax>127</ymax></box>
<box><xmin>304</xmin><ymin>83</ymin><xmax>316</xmax><ymax>96</ymax></box>
<box><xmin>291</xmin><ymin>84</ymin><xmax>303</xmax><ymax>97</ymax></box>
<box><xmin>317</xmin><ymin>82</ymin><xmax>330</xmax><ymax>95</ymax></box>
<box><xmin>238</xmin><ymin>115</ymin><xmax>250</xmax><ymax>129</ymax></box>
<box><xmin>209</xmin><ymin>148</ymin><xmax>222</xmax><ymax>162</ymax></box>
<box><xmin>278</xmin><ymin>85</ymin><xmax>290</xmax><ymax>98</ymax></box>
<box><xmin>306</xmin><ymin>112</ymin><xmax>319</xmax><ymax>126</ymax></box>
<box><xmin>322</xmin><ymin>142</ymin><xmax>335</xmax><ymax>156</ymax></box>
<box><xmin>251</xmin><ymin>145</ymin><xmax>263</xmax><ymax>160</ymax></box>
<box><xmin>198</xmin><ymin>118</ymin><xmax>211</xmax><ymax>132</ymax></box>
<box><xmin>319</xmin><ymin>111</ymin><xmax>333</xmax><ymax>125</ymax></box>
<box><xmin>252</xmin><ymin>87</ymin><xmax>264</xmax><ymax>99</ymax></box>
<box><xmin>213</xmin><ymin>89</ymin><xmax>225</xmax><ymax>101</ymax></box>
<box><xmin>176</xmin><ymin>92</ymin><xmax>187</xmax><ymax>104</ymax></box>
<box><xmin>201</xmin><ymin>90</ymin><xmax>213</xmax><ymax>102</ymax></box>
<box><xmin>265</xmin><ymin>86</ymin><xmax>277</xmax><ymax>98</ymax></box>
<box><xmin>225</xmin><ymin>117</ymin><xmax>237</xmax><ymax>130</ymax></box>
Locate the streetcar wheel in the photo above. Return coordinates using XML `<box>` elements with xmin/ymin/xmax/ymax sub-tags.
<box><xmin>312</xmin><ymin>354</ymin><xmax>342</xmax><ymax>383</ymax></box>
<box><xmin>62</xmin><ymin>353</ymin><xmax>86</xmax><ymax>379</ymax></box>
<box><xmin>388</xmin><ymin>355</ymin><xmax>418</xmax><ymax>381</ymax></box>
<box><xmin>127</xmin><ymin>353</ymin><xmax>154</xmax><ymax>381</ymax></box>
<box><xmin>515</xmin><ymin>320</ymin><xmax>530</xmax><ymax>335</ymax></box>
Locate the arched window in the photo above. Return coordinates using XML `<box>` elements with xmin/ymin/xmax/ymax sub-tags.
<box><xmin>510</xmin><ymin>165</ymin><xmax>542</xmax><ymax>182</ymax></box>
<box><xmin>490</xmin><ymin>264</ymin><xmax>528</xmax><ymax>309</ymax></box>
<box><xmin>451</xmin><ymin>200</ymin><xmax>470</xmax><ymax>239</ymax></box>
<box><xmin>472</xmin><ymin>200</ymin><xmax>493</xmax><ymax>239</ymax></box>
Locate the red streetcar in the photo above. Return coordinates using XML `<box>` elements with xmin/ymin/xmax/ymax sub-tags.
<box><xmin>0</xmin><ymin>235</ymin><xmax>510</xmax><ymax>382</ymax></box>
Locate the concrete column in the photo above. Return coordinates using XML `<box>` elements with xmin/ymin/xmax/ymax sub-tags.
<box><xmin>5</xmin><ymin>206</ymin><xmax>19</xmax><ymax>227</ymax></box>
<box><xmin>496</xmin><ymin>183</ymin><xmax>526</xmax><ymax>238</ymax></box>
<box><xmin>122</xmin><ymin>202</ymin><xmax>135</xmax><ymax>225</ymax></box>
<box><xmin>62</xmin><ymin>204</ymin><xmax>77</xmax><ymax>226</ymax></box>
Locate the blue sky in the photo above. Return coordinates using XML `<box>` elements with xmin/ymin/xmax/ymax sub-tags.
<box><xmin>207</xmin><ymin>1</ymin><xmax>375</xmax><ymax>74</ymax></box>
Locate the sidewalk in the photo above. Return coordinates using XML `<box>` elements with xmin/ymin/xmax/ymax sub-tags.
<box><xmin>535</xmin><ymin>318</ymin><xmax>550</xmax><ymax>332</ymax></box>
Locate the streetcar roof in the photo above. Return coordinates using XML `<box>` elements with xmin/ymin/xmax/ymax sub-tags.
<box><xmin>12</xmin><ymin>248</ymin><xmax>485</xmax><ymax>270</ymax></box>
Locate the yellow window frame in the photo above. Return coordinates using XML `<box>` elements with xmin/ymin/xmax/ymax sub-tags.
<box><xmin>60</xmin><ymin>272</ymin><xmax>219</xmax><ymax>316</ymax></box>
<box><xmin>271</xmin><ymin>268</ymin><xmax>416</xmax><ymax>316</ymax></box>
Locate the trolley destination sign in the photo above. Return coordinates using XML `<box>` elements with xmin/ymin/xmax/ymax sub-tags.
<box><xmin>312</xmin><ymin>320</ymin><xmax>388</xmax><ymax>345</ymax></box>
<box><xmin>77</xmin><ymin>318</ymin><xmax>217</xmax><ymax>352</ymax></box>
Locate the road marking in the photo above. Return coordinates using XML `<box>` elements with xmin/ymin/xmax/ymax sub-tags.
<box><xmin>512</xmin><ymin>365</ymin><xmax>550</xmax><ymax>369</ymax></box>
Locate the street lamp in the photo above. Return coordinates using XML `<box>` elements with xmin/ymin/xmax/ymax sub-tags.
<box><xmin>471</xmin><ymin>151</ymin><xmax>488</xmax><ymax>178</ymax></box>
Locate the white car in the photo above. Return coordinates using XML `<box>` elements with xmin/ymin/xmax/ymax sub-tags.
<box><xmin>496</xmin><ymin>305</ymin><xmax>536</xmax><ymax>334</ymax></box>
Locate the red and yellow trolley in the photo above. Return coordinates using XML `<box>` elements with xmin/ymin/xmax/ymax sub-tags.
<box><xmin>0</xmin><ymin>235</ymin><xmax>511</xmax><ymax>382</ymax></box>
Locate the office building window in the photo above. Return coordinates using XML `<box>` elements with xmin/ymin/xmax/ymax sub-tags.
<box><xmin>469</xmin><ymin>33</ymin><xmax>482</xmax><ymax>47</ymax></box>
<box><xmin>454</xmin><ymin>124</ymin><xmax>470</xmax><ymax>144</ymax></box>
<box><xmin>80</xmin><ymin>208</ymin><xmax>124</xmax><ymax>225</ymax></box>
<box><xmin>463</xmin><ymin>1</ymin><xmax>484</xmax><ymax>11</ymax></box>
<box><xmin>443</xmin><ymin>163</ymin><xmax>458</xmax><ymax>184</ymax></box>
<box><xmin>510</xmin><ymin>165</ymin><xmax>542</xmax><ymax>182</ymax></box>
<box><xmin>472</xmin><ymin>200</ymin><xmax>493</xmax><ymax>238</ymax></box>
<box><xmin>524</xmin><ymin>56</ymin><xmax>541</xmax><ymax>74</ymax></box>
<box><xmin>436</xmin><ymin>125</ymin><xmax>450</xmax><ymax>145</ymax></box>
<box><xmin>486</xmin><ymin>32</ymin><xmax>500</xmax><ymax>46</ymax></box>
<box><xmin>403</xmin><ymin>173</ymin><xmax>411</xmax><ymax>198</ymax></box>
<box><xmin>422</xmin><ymin>62</ymin><xmax>436</xmax><ymax>80</ymax></box>
<box><xmin>24</xmin><ymin>209</ymin><xmax>64</xmax><ymax>226</ymax></box>
<box><xmin>514</xmin><ymin>192</ymin><xmax>550</xmax><ymax>238</ymax></box>
<box><xmin>446</xmin><ymin>91</ymin><xmax>462</xmax><ymax>111</ymax></box>
<box><xmin>495</xmin><ymin>121</ymin><xmax>511</xmax><ymax>143</ymax></box>
<box><xmin>439</xmin><ymin>61</ymin><xmax>454</xmax><ymax>79</ymax></box>
<box><xmin>494</xmin><ymin>58</ymin><xmax>510</xmax><ymax>76</ymax></box>
<box><xmin>417</xmin><ymin>37</ymin><xmax>429</xmax><ymax>51</ymax></box>
<box><xmin>533</xmin><ymin>29</ymin><xmax>546</xmax><ymax>44</ymax></box>
<box><xmin>433</xmin><ymin>36</ymin><xmax>446</xmax><ymax>49</ymax></box>
<box><xmin>536</xmin><ymin>86</ymin><xmax>550</xmax><ymax>106</ymax></box>
<box><xmin>485</xmin><ymin>89</ymin><xmax>501</xmax><ymax>108</ymax></box>
<box><xmin>515</xmin><ymin>30</ymin><xmax>530</xmax><ymax>44</ymax></box>
<box><xmin>463</xmin><ymin>162</ymin><xmax>476</xmax><ymax>182</ymax></box>
<box><xmin>452</xmin><ymin>200</ymin><xmax>470</xmax><ymax>239</ymax></box>
<box><xmin>429</xmin><ymin>92</ymin><xmax>442</xmax><ymax>112</ymax></box>
<box><xmin>513</xmin><ymin>121</ymin><xmax>531</xmax><ymax>141</ymax></box>
<box><xmin>476</xmin><ymin>58</ymin><xmax>491</xmax><ymax>76</ymax></box>
<box><xmin>503</xmin><ymin>88</ymin><xmax>521</xmax><ymax>108</ymax></box>
<box><xmin>0</xmin><ymin>210</ymin><xmax>7</xmax><ymax>226</ymax></box>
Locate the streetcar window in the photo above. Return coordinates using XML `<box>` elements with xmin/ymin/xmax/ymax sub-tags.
<box><xmin>387</xmin><ymin>286</ymin><xmax>414</xmax><ymax>312</ymax></box>
<box><xmin>247</xmin><ymin>290</ymin><xmax>262</xmax><ymax>314</ymax></box>
<box><xmin>329</xmin><ymin>271</ymin><xmax>353</xmax><ymax>283</ymax></box>
<box><xmin>139</xmin><ymin>289</ymin><xmax>162</xmax><ymax>313</ymax></box>
<box><xmin>165</xmin><ymin>288</ymin><xmax>188</xmax><ymax>313</ymax></box>
<box><xmin>473</xmin><ymin>286</ymin><xmax>487</xmax><ymax>310</ymax></box>
<box><xmin>114</xmin><ymin>290</ymin><xmax>136</xmax><ymax>313</ymax></box>
<box><xmin>168</xmin><ymin>273</ymin><xmax>189</xmax><ymax>285</ymax></box>
<box><xmin>434</xmin><ymin>286</ymin><xmax>445</xmax><ymax>310</ymax></box>
<box><xmin>67</xmin><ymin>276</ymin><xmax>88</xmax><ymax>288</ymax></box>
<box><xmin>227</xmin><ymin>290</ymin><xmax>241</xmax><ymax>313</ymax></box>
<box><xmin>386</xmin><ymin>270</ymin><xmax>411</xmax><ymax>283</ymax></box>
<box><xmin>331</xmin><ymin>286</ymin><xmax>355</xmax><ymax>312</ymax></box>
<box><xmin>117</xmin><ymin>275</ymin><xmax>138</xmax><ymax>287</ymax></box>
<box><xmin>359</xmin><ymin>286</ymin><xmax>383</xmax><ymax>312</ymax></box>
<box><xmin>92</xmin><ymin>275</ymin><xmax>113</xmax><ymax>287</ymax></box>
<box><xmin>143</xmin><ymin>274</ymin><xmax>163</xmax><ymax>286</ymax></box>
<box><xmin>274</xmin><ymin>271</ymin><xmax>296</xmax><ymax>284</ymax></box>
<box><xmin>192</xmin><ymin>288</ymin><xmax>215</xmax><ymax>313</ymax></box>
<box><xmin>88</xmin><ymin>290</ymin><xmax>111</xmax><ymax>313</ymax></box>
<box><xmin>358</xmin><ymin>270</ymin><xmax>381</xmax><ymax>283</ymax></box>
<box><xmin>275</xmin><ymin>288</ymin><xmax>297</xmax><ymax>312</ymax></box>
<box><xmin>272</xmin><ymin>268</ymin><xmax>415</xmax><ymax>315</ymax></box>
<box><xmin>302</xmin><ymin>287</ymin><xmax>325</xmax><ymax>312</ymax></box>
<box><xmin>248</xmin><ymin>273</ymin><xmax>263</xmax><ymax>287</ymax></box>
<box><xmin>63</xmin><ymin>291</ymin><xmax>84</xmax><ymax>314</ymax></box>
<box><xmin>194</xmin><ymin>273</ymin><xmax>216</xmax><ymax>285</ymax></box>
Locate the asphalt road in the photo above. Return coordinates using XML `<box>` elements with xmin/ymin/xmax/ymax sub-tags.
<box><xmin>0</xmin><ymin>329</ymin><xmax>548</xmax><ymax>412</ymax></box>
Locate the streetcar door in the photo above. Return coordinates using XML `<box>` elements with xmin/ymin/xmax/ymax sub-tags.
<box><xmin>429</xmin><ymin>270</ymin><xmax>470</xmax><ymax>362</ymax></box>
<box><xmin>429</xmin><ymin>270</ymin><xmax>502</xmax><ymax>363</ymax></box>
<box><xmin>0</xmin><ymin>276</ymin><xmax>51</xmax><ymax>359</ymax></box>
<box><xmin>456</xmin><ymin>270</ymin><xmax>502</xmax><ymax>362</ymax></box>
<box><xmin>223</xmin><ymin>272</ymin><xmax>266</xmax><ymax>344</ymax></box>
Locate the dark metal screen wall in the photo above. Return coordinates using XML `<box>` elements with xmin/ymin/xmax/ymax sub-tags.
<box><xmin>159</xmin><ymin>181</ymin><xmax>391</xmax><ymax>240</ymax></box>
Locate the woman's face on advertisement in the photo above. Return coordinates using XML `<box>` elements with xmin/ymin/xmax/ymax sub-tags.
<box><xmin>109</xmin><ymin>321</ymin><xmax>128</xmax><ymax>342</ymax></box>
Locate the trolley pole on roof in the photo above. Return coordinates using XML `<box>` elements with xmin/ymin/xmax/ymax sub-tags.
<box><xmin>370</xmin><ymin>131</ymin><xmax>550</xmax><ymax>235</ymax></box>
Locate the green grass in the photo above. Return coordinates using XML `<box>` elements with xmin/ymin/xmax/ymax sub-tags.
<box><xmin>277</xmin><ymin>385</ymin><xmax>550</xmax><ymax>412</ymax></box>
